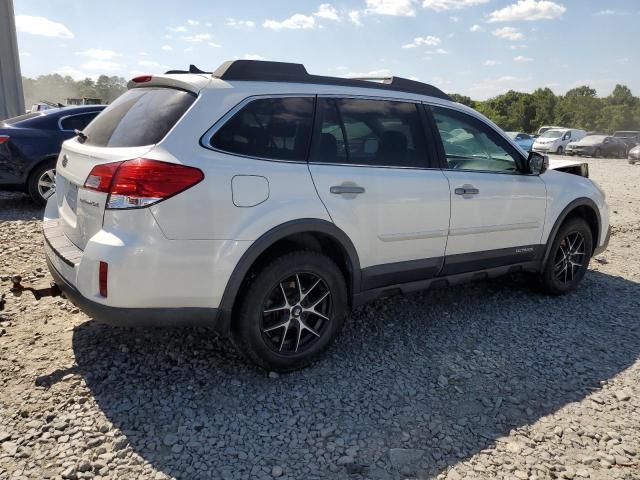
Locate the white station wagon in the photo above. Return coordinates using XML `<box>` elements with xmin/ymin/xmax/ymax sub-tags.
<box><xmin>44</xmin><ymin>60</ymin><xmax>610</xmax><ymax>371</ymax></box>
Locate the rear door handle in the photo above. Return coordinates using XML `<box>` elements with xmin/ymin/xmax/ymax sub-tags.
<box><xmin>454</xmin><ymin>185</ymin><xmax>480</xmax><ymax>195</ymax></box>
<box><xmin>330</xmin><ymin>185</ymin><xmax>365</xmax><ymax>195</ymax></box>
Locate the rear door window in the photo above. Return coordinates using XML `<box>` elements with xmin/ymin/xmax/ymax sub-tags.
<box><xmin>82</xmin><ymin>88</ymin><xmax>195</xmax><ymax>147</ymax></box>
<box><xmin>60</xmin><ymin>113</ymin><xmax>99</xmax><ymax>131</ymax></box>
<box><xmin>210</xmin><ymin>97</ymin><xmax>314</xmax><ymax>161</ymax></box>
<box><xmin>309</xmin><ymin>98</ymin><xmax>429</xmax><ymax>168</ymax></box>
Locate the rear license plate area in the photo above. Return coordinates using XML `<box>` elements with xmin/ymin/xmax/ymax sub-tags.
<box><xmin>65</xmin><ymin>182</ymin><xmax>79</xmax><ymax>214</ymax></box>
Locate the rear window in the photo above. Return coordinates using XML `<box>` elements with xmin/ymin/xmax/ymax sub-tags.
<box><xmin>82</xmin><ymin>88</ymin><xmax>195</xmax><ymax>147</ymax></box>
<box><xmin>2</xmin><ymin>112</ymin><xmax>42</xmax><ymax>126</ymax></box>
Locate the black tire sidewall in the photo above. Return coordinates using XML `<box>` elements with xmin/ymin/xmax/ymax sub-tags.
<box><xmin>28</xmin><ymin>160</ymin><xmax>56</xmax><ymax>206</ymax></box>
<box><xmin>541</xmin><ymin>218</ymin><xmax>593</xmax><ymax>295</ymax></box>
<box><xmin>232</xmin><ymin>251</ymin><xmax>348</xmax><ymax>371</ymax></box>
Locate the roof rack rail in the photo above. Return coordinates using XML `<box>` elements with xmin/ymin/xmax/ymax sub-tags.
<box><xmin>164</xmin><ymin>64</ymin><xmax>212</xmax><ymax>75</ymax></box>
<box><xmin>211</xmin><ymin>60</ymin><xmax>451</xmax><ymax>101</ymax></box>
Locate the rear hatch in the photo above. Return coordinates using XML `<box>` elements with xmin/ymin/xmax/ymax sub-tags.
<box><xmin>55</xmin><ymin>86</ymin><xmax>197</xmax><ymax>250</ymax></box>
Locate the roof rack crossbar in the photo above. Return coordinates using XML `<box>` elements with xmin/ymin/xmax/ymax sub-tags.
<box><xmin>211</xmin><ymin>60</ymin><xmax>451</xmax><ymax>101</ymax></box>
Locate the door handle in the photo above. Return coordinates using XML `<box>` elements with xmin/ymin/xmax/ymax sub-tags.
<box><xmin>330</xmin><ymin>185</ymin><xmax>365</xmax><ymax>195</ymax></box>
<box><xmin>454</xmin><ymin>185</ymin><xmax>480</xmax><ymax>195</ymax></box>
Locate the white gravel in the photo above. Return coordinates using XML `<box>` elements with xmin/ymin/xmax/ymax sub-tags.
<box><xmin>1</xmin><ymin>157</ymin><xmax>639</xmax><ymax>480</ymax></box>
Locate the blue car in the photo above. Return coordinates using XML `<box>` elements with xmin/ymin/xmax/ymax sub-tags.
<box><xmin>0</xmin><ymin>105</ymin><xmax>105</xmax><ymax>204</ymax></box>
<box><xmin>506</xmin><ymin>131</ymin><xmax>534</xmax><ymax>152</ymax></box>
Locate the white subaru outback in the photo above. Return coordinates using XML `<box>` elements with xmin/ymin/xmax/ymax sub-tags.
<box><xmin>44</xmin><ymin>60</ymin><xmax>610</xmax><ymax>371</ymax></box>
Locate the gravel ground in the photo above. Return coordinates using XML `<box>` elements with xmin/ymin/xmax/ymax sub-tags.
<box><xmin>1</xmin><ymin>157</ymin><xmax>639</xmax><ymax>480</ymax></box>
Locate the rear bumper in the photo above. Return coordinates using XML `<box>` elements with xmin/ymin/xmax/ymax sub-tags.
<box><xmin>47</xmin><ymin>256</ymin><xmax>221</xmax><ymax>329</ymax></box>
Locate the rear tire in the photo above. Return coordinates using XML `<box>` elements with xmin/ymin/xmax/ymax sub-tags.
<box><xmin>231</xmin><ymin>250</ymin><xmax>348</xmax><ymax>372</ymax></box>
<box><xmin>539</xmin><ymin>218</ymin><xmax>593</xmax><ymax>295</ymax></box>
<box><xmin>27</xmin><ymin>160</ymin><xmax>57</xmax><ymax>206</ymax></box>
<box><xmin>594</xmin><ymin>148</ymin><xmax>601</xmax><ymax>158</ymax></box>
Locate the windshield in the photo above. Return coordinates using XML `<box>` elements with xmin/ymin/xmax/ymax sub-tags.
<box><xmin>541</xmin><ymin>130</ymin><xmax>563</xmax><ymax>139</ymax></box>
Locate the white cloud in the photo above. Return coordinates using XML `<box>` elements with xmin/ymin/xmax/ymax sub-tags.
<box><xmin>181</xmin><ymin>33</ymin><xmax>212</xmax><ymax>42</ymax></box>
<box><xmin>365</xmin><ymin>0</ymin><xmax>415</xmax><ymax>16</ymax></box>
<box><xmin>264</xmin><ymin>14</ymin><xmax>316</xmax><ymax>30</ymax></box>
<box><xmin>513</xmin><ymin>55</ymin><xmax>533</xmax><ymax>62</ymax></box>
<box><xmin>138</xmin><ymin>60</ymin><xmax>160</xmax><ymax>67</ymax></box>
<box><xmin>184</xmin><ymin>46</ymin><xmax>193</xmax><ymax>52</ymax></box>
<box><xmin>187</xmin><ymin>19</ymin><xmax>199</xmax><ymax>25</ymax></box>
<box><xmin>346</xmin><ymin>68</ymin><xmax>393</xmax><ymax>78</ymax></box>
<box><xmin>16</xmin><ymin>15</ymin><xmax>74</xmax><ymax>39</ymax></box>
<box><xmin>225</xmin><ymin>18</ymin><xmax>256</xmax><ymax>28</ymax></box>
<box><xmin>487</xmin><ymin>0</ymin><xmax>566</xmax><ymax>22</ymax></box>
<box><xmin>422</xmin><ymin>0</ymin><xmax>488</xmax><ymax>11</ymax></box>
<box><xmin>449</xmin><ymin>15</ymin><xmax>461</xmax><ymax>22</ymax></box>
<box><xmin>492</xmin><ymin>26</ymin><xmax>525</xmax><ymax>41</ymax></box>
<box><xmin>594</xmin><ymin>9</ymin><xmax>623</xmax><ymax>16</ymax></box>
<box><xmin>55</xmin><ymin>66</ymin><xmax>88</xmax><ymax>80</ymax></box>
<box><xmin>508</xmin><ymin>43</ymin><xmax>529</xmax><ymax>49</ymax></box>
<box><xmin>161</xmin><ymin>45</ymin><xmax>173</xmax><ymax>51</ymax></box>
<box><xmin>205</xmin><ymin>22</ymin><xmax>212</xmax><ymax>27</ymax></box>
<box><xmin>19</xmin><ymin>51</ymin><xmax>32</xmax><ymax>57</ymax></box>
<box><xmin>243</xmin><ymin>53</ymin><xmax>267</xmax><ymax>60</ymax></box>
<box><xmin>470</xmin><ymin>24</ymin><xmax>483</xmax><ymax>32</ymax></box>
<box><xmin>427</xmin><ymin>48</ymin><xmax>449</xmax><ymax>55</ymax></box>
<box><xmin>616</xmin><ymin>57</ymin><xmax>630</xmax><ymax>65</ymax></box>
<box><xmin>138</xmin><ymin>51</ymin><xmax>149</xmax><ymax>56</ymax></box>
<box><xmin>167</xmin><ymin>25</ymin><xmax>187</xmax><ymax>33</ymax></box>
<box><xmin>208</xmin><ymin>42</ymin><xmax>221</xmax><ymax>48</ymax></box>
<box><xmin>402</xmin><ymin>35</ymin><xmax>441</xmax><ymax>48</ymax></box>
<box><xmin>81</xmin><ymin>60</ymin><xmax>120</xmax><ymax>72</ymax></box>
<box><xmin>484</xmin><ymin>59</ymin><xmax>499</xmax><ymax>66</ymax></box>
<box><xmin>76</xmin><ymin>49</ymin><xmax>121</xmax><ymax>60</ymax></box>
<box><xmin>314</xmin><ymin>4</ymin><xmax>341</xmax><ymax>21</ymax></box>
<box><xmin>468</xmin><ymin>75</ymin><xmax>531</xmax><ymax>99</ymax></box>
<box><xmin>349</xmin><ymin>10</ymin><xmax>363</xmax><ymax>25</ymax></box>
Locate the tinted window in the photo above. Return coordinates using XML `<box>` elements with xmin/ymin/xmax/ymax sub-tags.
<box><xmin>60</xmin><ymin>113</ymin><xmax>99</xmax><ymax>131</ymax></box>
<box><xmin>83</xmin><ymin>88</ymin><xmax>195</xmax><ymax>147</ymax></box>
<box><xmin>2</xmin><ymin>112</ymin><xmax>42</xmax><ymax>126</ymax></box>
<box><xmin>211</xmin><ymin>97</ymin><xmax>314</xmax><ymax>161</ymax></box>
<box><xmin>309</xmin><ymin>98</ymin><xmax>428</xmax><ymax>168</ymax></box>
<box><xmin>432</xmin><ymin>106</ymin><xmax>520</xmax><ymax>173</ymax></box>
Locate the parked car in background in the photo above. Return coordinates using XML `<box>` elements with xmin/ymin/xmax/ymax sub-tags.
<box><xmin>569</xmin><ymin>135</ymin><xmax>627</xmax><ymax>158</ymax></box>
<box><xmin>628</xmin><ymin>145</ymin><xmax>640</xmax><ymax>164</ymax></box>
<box><xmin>613</xmin><ymin>131</ymin><xmax>640</xmax><ymax>151</ymax></box>
<box><xmin>43</xmin><ymin>60</ymin><xmax>609</xmax><ymax>371</ymax></box>
<box><xmin>533</xmin><ymin>128</ymin><xmax>587</xmax><ymax>154</ymax></box>
<box><xmin>0</xmin><ymin>105</ymin><xmax>105</xmax><ymax>204</ymax></box>
<box><xmin>536</xmin><ymin>125</ymin><xmax>565</xmax><ymax>137</ymax></box>
<box><xmin>506</xmin><ymin>132</ymin><xmax>534</xmax><ymax>152</ymax></box>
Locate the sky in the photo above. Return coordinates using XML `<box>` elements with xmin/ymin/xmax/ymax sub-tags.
<box><xmin>13</xmin><ymin>0</ymin><xmax>640</xmax><ymax>100</ymax></box>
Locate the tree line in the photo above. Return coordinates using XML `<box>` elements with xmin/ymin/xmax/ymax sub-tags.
<box><xmin>20</xmin><ymin>74</ymin><xmax>640</xmax><ymax>135</ymax></box>
<box><xmin>450</xmin><ymin>85</ymin><xmax>640</xmax><ymax>134</ymax></box>
<box><xmin>21</xmin><ymin>74</ymin><xmax>127</xmax><ymax>110</ymax></box>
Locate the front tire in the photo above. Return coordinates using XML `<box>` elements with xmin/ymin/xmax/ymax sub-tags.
<box><xmin>27</xmin><ymin>160</ymin><xmax>56</xmax><ymax>206</ymax></box>
<box><xmin>594</xmin><ymin>148</ymin><xmax>601</xmax><ymax>158</ymax></box>
<box><xmin>539</xmin><ymin>218</ymin><xmax>593</xmax><ymax>295</ymax></box>
<box><xmin>232</xmin><ymin>251</ymin><xmax>348</xmax><ymax>372</ymax></box>
<box><xmin>556</xmin><ymin>146</ymin><xmax>564</xmax><ymax>155</ymax></box>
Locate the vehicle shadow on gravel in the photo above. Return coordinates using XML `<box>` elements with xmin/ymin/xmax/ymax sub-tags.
<box><xmin>0</xmin><ymin>194</ymin><xmax>42</xmax><ymax>222</ymax></box>
<box><xmin>67</xmin><ymin>270</ymin><xmax>640</xmax><ymax>479</ymax></box>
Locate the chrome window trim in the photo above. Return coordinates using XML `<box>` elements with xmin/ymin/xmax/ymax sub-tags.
<box><xmin>423</xmin><ymin>101</ymin><xmax>533</xmax><ymax>176</ymax></box>
<box><xmin>199</xmin><ymin>94</ymin><xmax>315</xmax><ymax>164</ymax></box>
<box><xmin>58</xmin><ymin>112</ymin><xmax>98</xmax><ymax>132</ymax></box>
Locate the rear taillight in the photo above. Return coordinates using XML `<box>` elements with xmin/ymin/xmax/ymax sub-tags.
<box><xmin>83</xmin><ymin>158</ymin><xmax>203</xmax><ymax>209</ymax></box>
<box><xmin>84</xmin><ymin>162</ymin><xmax>123</xmax><ymax>192</ymax></box>
<box><xmin>0</xmin><ymin>135</ymin><xmax>9</xmax><ymax>144</ymax></box>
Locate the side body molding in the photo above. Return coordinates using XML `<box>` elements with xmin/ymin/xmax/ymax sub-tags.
<box><xmin>216</xmin><ymin>219</ymin><xmax>361</xmax><ymax>335</ymax></box>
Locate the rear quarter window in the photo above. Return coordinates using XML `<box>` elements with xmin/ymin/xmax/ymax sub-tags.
<box><xmin>82</xmin><ymin>88</ymin><xmax>195</xmax><ymax>147</ymax></box>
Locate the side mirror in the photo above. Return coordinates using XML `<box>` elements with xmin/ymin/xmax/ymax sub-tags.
<box><xmin>527</xmin><ymin>151</ymin><xmax>548</xmax><ymax>175</ymax></box>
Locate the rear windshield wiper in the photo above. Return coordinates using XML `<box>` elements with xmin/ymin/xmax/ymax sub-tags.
<box><xmin>75</xmin><ymin>129</ymin><xmax>88</xmax><ymax>143</ymax></box>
